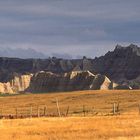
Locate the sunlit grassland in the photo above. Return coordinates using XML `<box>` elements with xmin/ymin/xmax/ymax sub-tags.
<box><xmin>0</xmin><ymin>90</ymin><xmax>140</xmax><ymax>116</ymax></box>
<box><xmin>0</xmin><ymin>90</ymin><xmax>140</xmax><ymax>140</ymax></box>
<box><xmin>0</xmin><ymin>115</ymin><xmax>140</xmax><ymax>140</ymax></box>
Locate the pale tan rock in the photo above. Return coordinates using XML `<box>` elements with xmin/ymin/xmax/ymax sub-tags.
<box><xmin>89</xmin><ymin>74</ymin><xmax>112</xmax><ymax>90</ymax></box>
<box><xmin>10</xmin><ymin>74</ymin><xmax>32</xmax><ymax>92</ymax></box>
<box><xmin>0</xmin><ymin>74</ymin><xmax>32</xmax><ymax>94</ymax></box>
<box><xmin>0</xmin><ymin>82</ymin><xmax>13</xmax><ymax>94</ymax></box>
<box><xmin>28</xmin><ymin>71</ymin><xmax>113</xmax><ymax>93</ymax></box>
<box><xmin>112</xmin><ymin>82</ymin><xmax>119</xmax><ymax>89</ymax></box>
<box><xmin>100</xmin><ymin>76</ymin><xmax>112</xmax><ymax>90</ymax></box>
<box><xmin>0</xmin><ymin>70</ymin><xmax>129</xmax><ymax>94</ymax></box>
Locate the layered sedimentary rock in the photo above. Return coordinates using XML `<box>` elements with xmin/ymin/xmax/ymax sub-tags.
<box><xmin>0</xmin><ymin>44</ymin><xmax>139</xmax><ymax>90</ymax></box>
<box><xmin>82</xmin><ymin>57</ymin><xmax>93</xmax><ymax>71</ymax></box>
<box><xmin>0</xmin><ymin>82</ymin><xmax>13</xmax><ymax>94</ymax></box>
<box><xmin>89</xmin><ymin>74</ymin><xmax>112</xmax><ymax>90</ymax></box>
<box><xmin>28</xmin><ymin>71</ymin><xmax>113</xmax><ymax>93</ymax></box>
<box><xmin>10</xmin><ymin>74</ymin><xmax>32</xmax><ymax>92</ymax></box>
<box><xmin>92</xmin><ymin>44</ymin><xmax>140</xmax><ymax>80</ymax></box>
<box><xmin>91</xmin><ymin>44</ymin><xmax>140</xmax><ymax>88</ymax></box>
<box><xmin>0</xmin><ymin>70</ymin><xmax>131</xmax><ymax>94</ymax></box>
<box><xmin>0</xmin><ymin>74</ymin><xmax>32</xmax><ymax>94</ymax></box>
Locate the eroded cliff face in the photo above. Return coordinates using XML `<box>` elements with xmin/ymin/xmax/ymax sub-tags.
<box><xmin>0</xmin><ymin>44</ymin><xmax>139</xmax><ymax>93</ymax></box>
<box><xmin>0</xmin><ymin>82</ymin><xmax>13</xmax><ymax>94</ymax></box>
<box><xmin>92</xmin><ymin>44</ymin><xmax>140</xmax><ymax>84</ymax></box>
<box><xmin>10</xmin><ymin>74</ymin><xmax>33</xmax><ymax>92</ymax></box>
<box><xmin>27</xmin><ymin>71</ymin><xmax>114</xmax><ymax>93</ymax></box>
<box><xmin>0</xmin><ymin>70</ymin><xmax>131</xmax><ymax>94</ymax></box>
<box><xmin>89</xmin><ymin>74</ymin><xmax>112</xmax><ymax>90</ymax></box>
<box><xmin>0</xmin><ymin>74</ymin><xmax>32</xmax><ymax>94</ymax></box>
<box><xmin>0</xmin><ymin>44</ymin><xmax>140</xmax><ymax>89</ymax></box>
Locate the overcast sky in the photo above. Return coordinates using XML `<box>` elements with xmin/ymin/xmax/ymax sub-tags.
<box><xmin>0</xmin><ymin>0</ymin><xmax>140</xmax><ymax>58</ymax></box>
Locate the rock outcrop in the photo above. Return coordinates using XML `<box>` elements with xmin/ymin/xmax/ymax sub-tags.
<box><xmin>89</xmin><ymin>74</ymin><xmax>112</xmax><ymax>90</ymax></box>
<box><xmin>92</xmin><ymin>44</ymin><xmax>140</xmax><ymax>88</ymax></box>
<box><xmin>0</xmin><ymin>74</ymin><xmax>32</xmax><ymax>94</ymax></box>
<box><xmin>27</xmin><ymin>71</ymin><xmax>114</xmax><ymax>93</ymax></box>
<box><xmin>0</xmin><ymin>44</ymin><xmax>139</xmax><ymax>90</ymax></box>
<box><xmin>0</xmin><ymin>70</ymin><xmax>132</xmax><ymax>94</ymax></box>
<box><xmin>0</xmin><ymin>82</ymin><xmax>13</xmax><ymax>94</ymax></box>
<box><xmin>10</xmin><ymin>74</ymin><xmax>32</xmax><ymax>93</ymax></box>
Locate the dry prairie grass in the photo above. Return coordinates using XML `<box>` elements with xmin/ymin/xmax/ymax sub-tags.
<box><xmin>0</xmin><ymin>90</ymin><xmax>140</xmax><ymax>115</ymax></box>
<box><xmin>0</xmin><ymin>115</ymin><xmax>140</xmax><ymax>140</ymax></box>
<box><xmin>0</xmin><ymin>90</ymin><xmax>140</xmax><ymax>139</ymax></box>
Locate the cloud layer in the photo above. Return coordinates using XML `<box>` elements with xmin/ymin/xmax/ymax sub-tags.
<box><xmin>0</xmin><ymin>0</ymin><xmax>139</xmax><ymax>58</ymax></box>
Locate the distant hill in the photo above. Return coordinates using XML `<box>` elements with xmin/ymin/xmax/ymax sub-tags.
<box><xmin>0</xmin><ymin>47</ymin><xmax>47</xmax><ymax>58</ymax></box>
<box><xmin>92</xmin><ymin>44</ymin><xmax>140</xmax><ymax>88</ymax></box>
<box><xmin>0</xmin><ymin>44</ymin><xmax>139</xmax><ymax>90</ymax></box>
<box><xmin>0</xmin><ymin>70</ymin><xmax>132</xmax><ymax>94</ymax></box>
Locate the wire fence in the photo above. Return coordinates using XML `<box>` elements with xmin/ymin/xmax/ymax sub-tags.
<box><xmin>0</xmin><ymin>100</ymin><xmax>138</xmax><ymax>119</ymax></box>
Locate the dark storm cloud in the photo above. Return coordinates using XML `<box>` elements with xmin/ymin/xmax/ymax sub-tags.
<box><xmin>0</xmin><ymin>0</ymin><xmax>139</xmax><ymax>58</ymax></box>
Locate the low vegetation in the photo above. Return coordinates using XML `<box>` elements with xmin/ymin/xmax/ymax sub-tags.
<box><xmin>0</xmin><ymin>115</ymin><xmax>140</xmax><ymax>140</ymax></box>
<box><xmin>0</xmin><ymin>90</ymin><xmax>140</xmax><ymax>139</ymax></box>
<box><xmin>0</xmin><ymin>90</ymin><xmax>140</xmax><ymax>116</ymax></box>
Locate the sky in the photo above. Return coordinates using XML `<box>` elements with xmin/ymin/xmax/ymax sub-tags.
<box><xmin>0</xmin><ymin>0</ymin><xmax>140</xmax><ymax>58</ymax></box>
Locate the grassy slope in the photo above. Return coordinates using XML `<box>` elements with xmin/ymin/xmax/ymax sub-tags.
<box><xmin>0</xmin><ymin>90</ymin><xmax>140</xmax><ymax>140</ymax></box>
<box><xmin>0</xmin><ymin>115</ymin><xmax>140</xmax><ymax>140</ymax></box>
<box><xmin>0</xmin><ymin>90</ymin><xmax>140</xmax><ymax>115</ymax></box>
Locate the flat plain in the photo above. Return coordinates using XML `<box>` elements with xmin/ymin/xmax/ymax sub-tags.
<box><xmin>0</xmin><ymin>90</ymin><xmax>140</xmax><ymax>140</ymax></box>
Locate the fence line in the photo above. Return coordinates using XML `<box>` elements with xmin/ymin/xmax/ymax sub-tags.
<box><xmin>0</xmin><ymin>101</ymin><xmax>139</xmax><ymax>119</ymax></box>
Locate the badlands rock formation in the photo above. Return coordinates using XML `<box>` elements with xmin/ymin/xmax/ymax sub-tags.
<box><xmin>0</xmin><ymin>74</ymin><xmax>32</xmax><ymax>94</ymax></box>
<box><xmin>9</xmin><ymin>74</ymin><xmax>32</xmax><ymax>93</ymax></box>
<box><xmin>0</xmin><ymin>82</ymin><xmax>13</xmax><ymax>94</ymax></box>
<box><xmin>0</xmin><ymin>70</ymin><xmax>131</xmax><ymax>94</ymax></box>
<box><xmin>28</xmin><ymin>71</ymin><xmax>119</xmax><ymax>93</ymax></box>
<box><xmin>92</xmin><ymin>44</ymin><xmax>140</xmax><ymax>84</ymax></box>
<box><xmin>0</xmin><ymin>44</ymin><xmax>139</xmax><ymax>91</ymax></box>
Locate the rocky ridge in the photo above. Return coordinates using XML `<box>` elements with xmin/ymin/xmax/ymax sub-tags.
<box><xmin>0</xmin><ymin>71</ymin><xmax>132</xmax><ymax>94</ymax></box>
<box><xmin>0</xmin><ymin>44</ymin><xmax>139</xmax><ymax>93</ymax></box>
<box><xmin>27</xmin><ymin>71</ymin><xmax>131</xmax><ymax>93</ymax></box>
<box><xmin>92</xmin><ymin>44</ymin><xmax>140</xmax><ymax>88</ymax></box>
<box><xmin>0</xmin><ymin>74</ymin><xmax>32</xmax><ymax>94</ymax></box>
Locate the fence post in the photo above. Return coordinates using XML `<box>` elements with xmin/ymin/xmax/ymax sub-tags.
<box><xmin>138</xmin><ymin>104</ymin><xmax>140</xmax><ymax>115</ymax></box>
<box><xmin>37</xmin><ymin>106</ymin><xmax>40</xmax><ymax>117</ymax></box>
<box><xmin>0</xmin><ymin>108</ymin><xmax>3</xmax><ymax>125</ymax></box>
<box><xmin>30</xmin><ymin>106</ymin><xmax>32</xmax><ymax>118</ymax></box>
<box><xmin>0</xmin><ymin>108</ymin><xmax>3</xmax><ymax>118</ymax></box>
<box><xmin>113</xmin><ymin>103</ymin><xmax>116</xmax><ymax>115</ymax></box>
<box><xmin>15</xmin><ymin>108</ymin><xmax>18</xmax><ymax>119</ymax></box>
<box><xmin>116</xmin><ymin>102</ymin><xmax>120</xmax><ymax>114</ymax></box>
<box><xmin>83</xmin><ymin>105</ymin><xmax>86</xmax><ymax>117</ymax></box>
<box><xmin>92</xmin><ymin>107</ymin><xmax>94</xmax><ymax>116</ymax></box>
<box><xmin>65</xmin><ymin>106</ymin><xmax>69</xmax><ymax>117</ymax></box>
<box><xmin>44</xmin><ymin>106</ymin><xmax>47</xmax><ymax>117</ymax></box>
<box><xmin>56</xmin><ymin>98</ymin><xmax>61</xmax><ymax>117</ymax></box>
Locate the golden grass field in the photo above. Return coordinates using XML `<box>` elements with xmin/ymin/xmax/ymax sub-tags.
<box><xmin>0</xmin><ymin>90</ymin><xmax>140</xmax><ymax>140</ymax></box>
<box><xmin>0</xmin><ymin>90</ymin><xmax>140</xmax><ymax>116</ymax></box>
<box><xmin>0</xmin><ymin>115</ymin><xmax>140</xmax><ymax>140</ymax></box>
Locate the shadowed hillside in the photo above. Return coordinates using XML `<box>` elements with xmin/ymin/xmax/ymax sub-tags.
<box><xmin>0</xmin><ymin>44</ymin><xmax>140</xmax><ymax>90</ymax></box>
